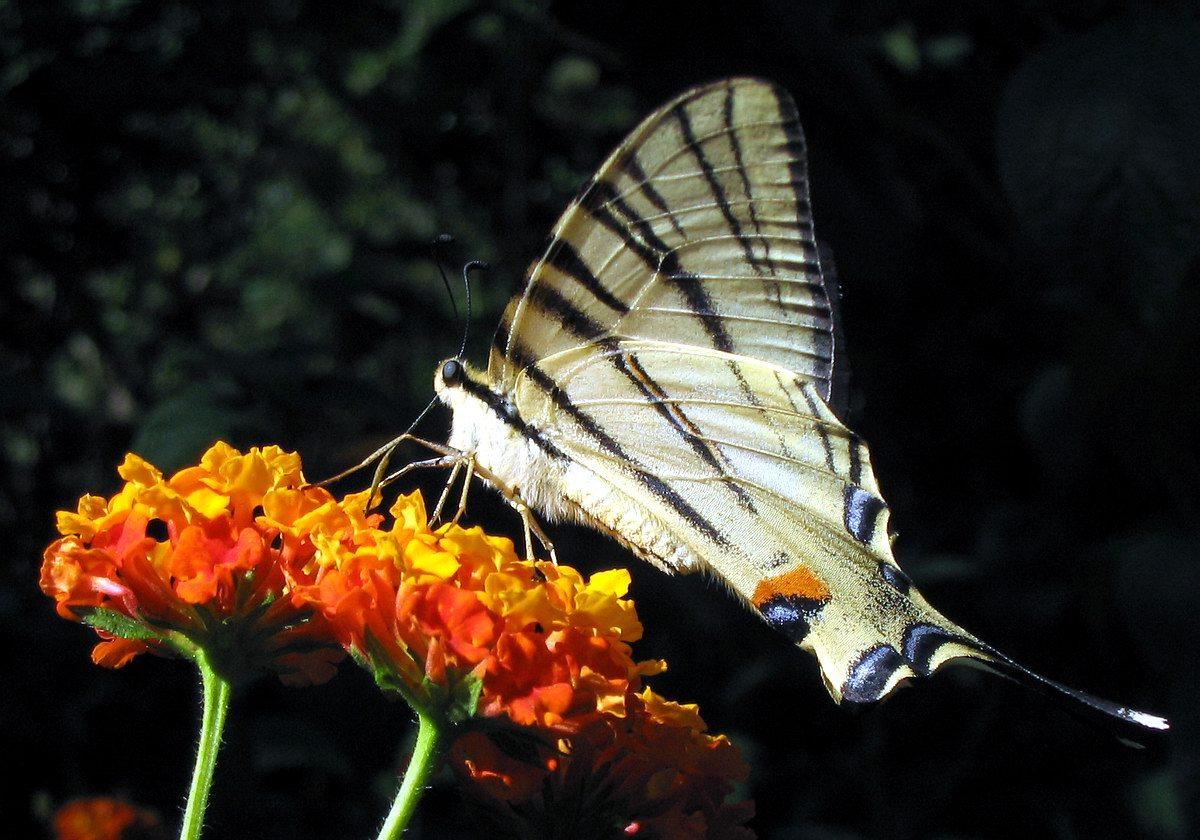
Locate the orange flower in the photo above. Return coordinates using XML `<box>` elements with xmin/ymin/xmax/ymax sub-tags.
<box><xmin>284</xmin><ymin>488</ymin><xmax>752</xmax><ymax>833</ymax></box>
<box><xmin>290</xmin><ymin>490</ymin><xmax>664</xmax><ymax>726</ymax></box>
<box><xmin>53</xmin><ymin>797</ymin><xmax>164</xmax><ymax>840</ymax></box>
<box><xmin>42</xmin><ymin>447</ymin><xmax>755</xmax><ymax>836</ymax></box>
<box><xmin>40</xmin><ymin>443</ymin><xmax>342</xmax><ymax>686</ymax></box>
<box><xmin>450</xmin><ymin>689</ymin><xmax>754</xmax><ymax>839</ymax></box>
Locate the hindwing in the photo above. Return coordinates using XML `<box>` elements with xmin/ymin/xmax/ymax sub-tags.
<box><xmin>513</xmin><ymin>341</ymin><xmax>982</xmax><ymax>702</ymax></box>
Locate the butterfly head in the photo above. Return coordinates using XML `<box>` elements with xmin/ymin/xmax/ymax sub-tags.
<box><xmin>434</xmin><ymin>357</ymin><xmax>523</xmax><ymax>456</ymax></box>
<box><xmin>435</xmin><ymin>358</ymin><xmax>467</xmax><ymax>391</ymax></box>
<box><xmin>433</xmin><ymin>357</ymin><xmax>495</xmax><ymax>410</ymax></box>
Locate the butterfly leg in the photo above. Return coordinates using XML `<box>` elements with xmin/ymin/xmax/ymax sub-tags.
<box><xmin>436</xmin><ymin>455</ymin><xmax>557</xmax><ymax>563</ymax></box>
<box><xmin>515</xmin><ymin>500</ymin><xmax>558</xmax><ymax>565</ymax></box>
<box><xmin>429</xmin><ymin>459</ymin><xmax>464</xmax><ymax>525</ymax></box>
<box><xmin>522</xmin><ymin>513</ymin><xmax>534</xmax><ymax>562</ymax></box>
<box><xmin>448</xmin><ymin>454</ymin><xmax>475</xmax><ymax>526</ymax></box>
<box><xmin>367</xmin><ymin>434</ymin><xmax>558</xmax><ymax>563</ymax></box>
<box><xmin>314</xmin><ymin>431</ymin><xmax>416</xmax><ymax>489</ymax></box>
<box><xmin>379</xmin><ymin>454</ymin><xmax>462</xmax><ymax>490</ymax></box>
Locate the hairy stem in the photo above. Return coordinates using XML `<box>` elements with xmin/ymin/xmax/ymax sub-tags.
<box><xmin>376</xmin><ymin>711</ymin><xmax>444</xmax><ymax>840</ymax></box>
<box><xmin>179</xmin><ymin>655</ymin><xmax>232</xmax><ymax>840</ymax></box>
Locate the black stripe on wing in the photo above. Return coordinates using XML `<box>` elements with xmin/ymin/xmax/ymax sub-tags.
<box><xmin>723</xmin><ymin>81</ymin><xmax>776</xmax><ymax>277</ymax></box>
<box><xmin>514</xmin><ymin>353</ymin><xmax>732</xmax><ymax>549</ymax></box>
<box><xmin>580</xmin><ymin>180</ymin><xmax>663</xmax><ymax>270</ymax></box>
<box><xmin>545</xmin><ymin>240</ymin><xmax>630</xmax><ymax>315</ymax></box>
<box><xmin>620</xmin><ymin>352</ymin><xmax>758</xmax><ymax>513</ymax></box>
<box><xmin>621</xmin><ymin>154</ymin><xmax>687</xmax><ymax>240</ymax></box>
<box><xmin>672</xmin><ymin>97</ymin><xmax>760</xmax><ymax>274</ymax></box>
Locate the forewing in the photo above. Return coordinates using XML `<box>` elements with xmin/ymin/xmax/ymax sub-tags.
<box><xmin>491</xmin><ymin>77</ymin><xmax>838</xmax><ymax>400</ymax></box>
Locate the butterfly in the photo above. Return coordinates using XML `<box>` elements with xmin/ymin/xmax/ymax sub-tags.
<box><xmin>410</xmin><ymin>77</ymin><xmax>1167</xmax><ymax>737</ymax></box>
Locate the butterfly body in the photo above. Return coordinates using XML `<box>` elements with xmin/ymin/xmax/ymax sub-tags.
<box><xmin>433</xmin><ymin>78</ymin><xmax>1167</xmax><ymax>735</ymax></box>
<box><xmin>438</xmin><ymin>361</ymin><xmax>698</xmax><ymax>573</ymax></box>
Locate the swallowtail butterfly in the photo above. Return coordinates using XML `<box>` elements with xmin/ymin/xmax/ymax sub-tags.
<box><xmin>427</xmin><ymin>78</ymin><xmax>1166</xmax><ymax>736</ymax></box>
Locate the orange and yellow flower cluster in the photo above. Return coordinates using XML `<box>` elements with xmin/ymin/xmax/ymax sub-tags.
<box><xmin>287</xmin><ymin>488</ymin><xmax>662</xmax><ymax>729</ymax></box>
<box><xmin>40</xmin><ymin>443</ymin><xmax>341</xmax><ymax>685</ymax></box>
<box><xmin>42</xmin><ymin>443</ymin><xmax>753</xmax><ymax>836</ymax></box>
<box><xmin>285</xmin><ymin>487</ymin><xmax>752</xmax><ymax>835</ymax></box>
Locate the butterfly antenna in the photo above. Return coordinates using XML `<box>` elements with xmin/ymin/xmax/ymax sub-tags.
<box><xmin>457</xmin><ymin>259</ymin><xmax>487</xmax><ymax>359</ymax></box>
<box><xmin>432</xmin><ymin>234</ymin><xmax>460</xmax><ymax>324</ymax></box>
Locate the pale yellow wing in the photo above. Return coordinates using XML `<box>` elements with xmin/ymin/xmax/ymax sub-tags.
<box><xmin>484</xmin><ymin>78</ymin><xmax>1167</xmax><ymax>733</ymax></box>
<box><xmin>513</xmin><ymin>340</ymin><xmax>1168</xmax><ymax>729</ymax></box>
<box><xmin>489</xmin><ymin>77</ymin><xmax>838</xmax><ymax>402</ymax></box>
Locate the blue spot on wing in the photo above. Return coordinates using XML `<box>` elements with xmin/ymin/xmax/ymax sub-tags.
<box><xmin>879</xmin><ymin>561</ymin><xmax>911</xmax><ymax>594</ymax></box>
<box><xmin>903</xmin><ymin>622</ymin><xmax>984</xmax><ymax>676</ymax></box>
<box><xmin>759</xmin><ymin>594</ymin><xmax>824</xmax><ymax>644</ymax></box>
<box><xmin>842</xmin><ymin>644</ymin><xmax>907</xmax><ymax>705</ymax></box>
<box><xmin>843</xmin><ymin>486</ymin><xmax>885</xmax><ymax>543</ymax></box>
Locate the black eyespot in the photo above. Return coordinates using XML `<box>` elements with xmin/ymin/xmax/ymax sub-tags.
<box><xmin>441</xmin><ymin>359</ymin><xmax>464</xmax><ymax>387</ymax></box>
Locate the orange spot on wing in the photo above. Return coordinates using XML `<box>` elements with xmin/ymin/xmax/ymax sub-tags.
<box><xmin>752</xmin><ymin>566</ymin><xmax>831</xmax><ymax>606</ymax></box>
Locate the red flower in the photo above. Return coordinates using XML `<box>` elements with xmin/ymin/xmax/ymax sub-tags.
<box><xmin>53</xmin><ymin>797</ymin><xmax>164</xmax><ymax>840</ymax></box>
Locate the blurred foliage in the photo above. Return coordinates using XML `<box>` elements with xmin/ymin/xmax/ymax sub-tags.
<box><xmin>3</xmin><ymin>1</ymin><xmax>1197</xmax><ymax>838</ymax></box>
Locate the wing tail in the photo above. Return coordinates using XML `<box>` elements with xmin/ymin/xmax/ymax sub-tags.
<box><xmin>734</xmin><ymin>554</ymin><xmax>1169</xmax><ymax>744</ymax></box>
<box><xmin>954</xmin><ymin>641</ymin><xmax>1170</xmax><ymax>745</ymax></box>
<box><xmin>809</xmin><ymin>598</ymin><xmax>1170</xmax><ymax>744</ymax></box>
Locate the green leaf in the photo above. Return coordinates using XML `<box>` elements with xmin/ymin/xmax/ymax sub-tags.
<box><xmin>879</xmin><ymin>23</ymin><xmax>920</xmax><ymax>74</ymax></box>
<box><xmin>362</xmin><ymin>633</ymin><xmax>425</xmax><ymax>708</ymax></box>
<box><xmin>82</xmin><ymin>608</ymin><xmax>165</xmax><ymax>642</ymax></box>
<box><xmin>349</xmin><ymin>645</ymin><xmax>371</xmax><ymax>671</ymax></box>
<box><xmin>442</xmin><ymin>669</ymin><xmax>484</xmax><ymax>725</ymax></box>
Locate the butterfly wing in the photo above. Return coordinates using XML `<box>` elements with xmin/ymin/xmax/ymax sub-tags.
<box><xmin>484</xmin><ymin>78</ymin><xmax>1167</xmax><ymax>732</ymax></box>
<box><xmin>512</xmin><ymin>341</ymin><xmax>1167</xmax><ymax>731</ymax></box>
<box><xmin>489</xmin><ymin>77</ymin><xmax>839</xmax><ymax>402</ymax></box>
<box><xmin>489</xmin><ymin>76</ymin><xmax>897</xmax><ymax>701</ymax></box>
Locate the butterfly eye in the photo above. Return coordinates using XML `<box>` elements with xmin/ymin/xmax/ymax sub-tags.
<box><xmin>441</xmin><ymin>359</ymin><xmax>465</xmax><ymax>387</ymax></box>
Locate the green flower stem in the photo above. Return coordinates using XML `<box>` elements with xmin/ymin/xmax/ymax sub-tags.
<box><xmin>180</xmin><ymin>653</ymin><xmax>232</xmax><ymax>840</ymax></box>
<box><xmin>376</xmin><ymin>711</ymin><xmax>445</xmax><ymax>840</ymax></box>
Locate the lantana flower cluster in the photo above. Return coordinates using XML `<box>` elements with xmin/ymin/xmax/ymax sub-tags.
<box><xmin>452</xmin><ymin>689</ymin><xmax>754</xmax><ymax>838</ymax></box>
<box><xmin>286</xmin><ymin>488</ymin><xmax>662</xmax><ymax>729</ymax></box>
<box><xmin>41</xmin><ymin>443</ymin><xmax>753</xmax><ymax>837</ymax></box>
<box><xmin>40</xmin><ymin>443</ymin><xmax>342</xmax><ymax>685</ymax></box>
<box><xmin>287</xmin><ymin>488</ymin><xmax>752</xmax><ymax>835</ymax></box>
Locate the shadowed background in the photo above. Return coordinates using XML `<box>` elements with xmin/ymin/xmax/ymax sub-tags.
<box><xmin>3</xmin><ymin>1</ymin><xmax>1198</xmax><ymax>837</ymax></box>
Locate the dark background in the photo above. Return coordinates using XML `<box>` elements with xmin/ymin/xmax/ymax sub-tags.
<box><xmin>3</xmin><ymin>1</ymin><xmax>1198</xmax><ymax>837</ymax></box>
